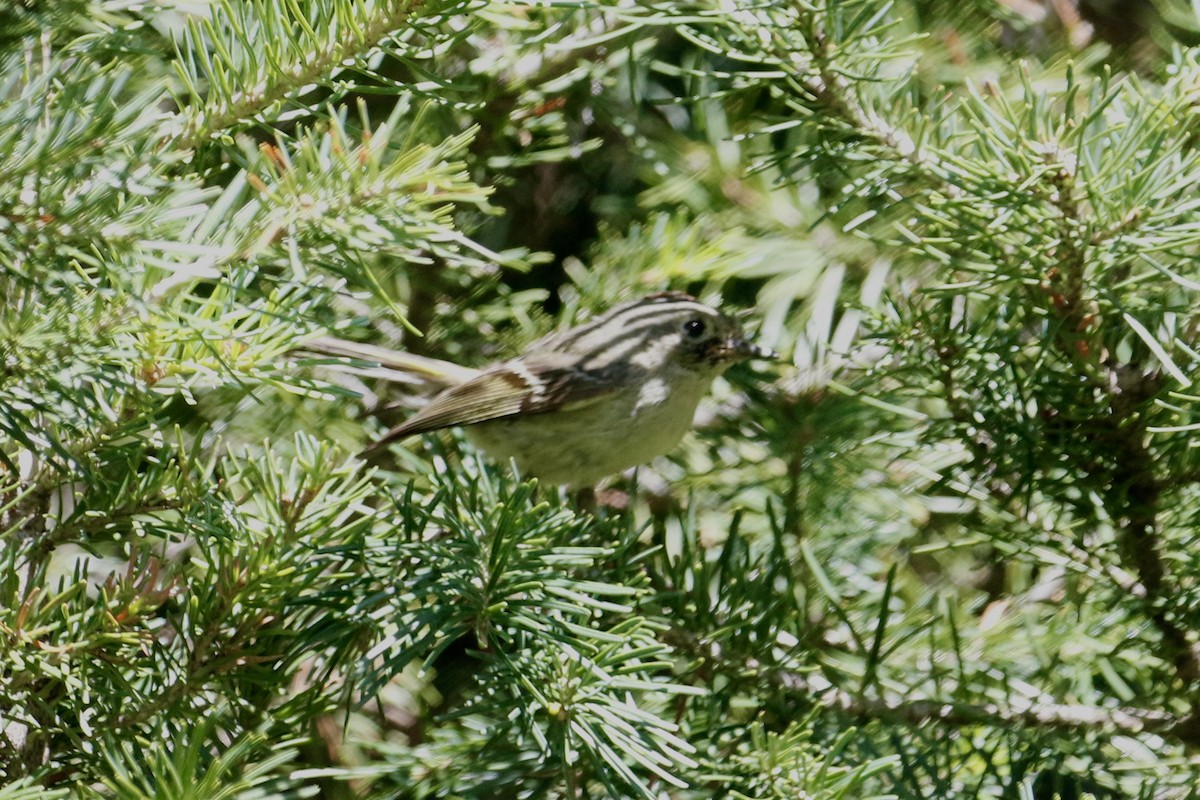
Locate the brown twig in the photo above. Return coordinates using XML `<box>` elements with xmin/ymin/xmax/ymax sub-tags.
<box><xmin>771</xmin><ymin>667</ymin><xmax>1187</xmax><ymax>743</ymax></box>
<box><xmin>670</xmin><ymin>629</ymin><xmax>1195</xmax><ymax>746</ymax></box>
<box><xmin>1041</xmin><ymin>150</ymin><xmax>1200</xmax><ymax>690</ymax></box>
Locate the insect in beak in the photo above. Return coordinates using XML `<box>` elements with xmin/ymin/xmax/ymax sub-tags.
<box><xmin>720</xmin><ymin>337</ymin><xmax>778</xmax><ymax>362</ymax></box>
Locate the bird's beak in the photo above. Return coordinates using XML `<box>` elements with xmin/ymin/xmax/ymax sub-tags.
<box><xmin>731</xmin><ymin>338</ymin><xmax>778</xmax><ymax>361</ymax></box>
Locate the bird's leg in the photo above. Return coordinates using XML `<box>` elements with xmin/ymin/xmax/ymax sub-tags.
<box><xmin>573</xmin><ymin>486</ymin><xmax>598</xmax><ymax>514</ymax></box>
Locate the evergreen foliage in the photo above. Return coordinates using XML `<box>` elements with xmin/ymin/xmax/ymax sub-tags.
<box><xmin>5</xmin><ymin>0</ymin><xmax>1200</xmax><ymax>797</ymax></box>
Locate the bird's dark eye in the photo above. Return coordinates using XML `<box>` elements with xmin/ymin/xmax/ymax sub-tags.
<box><xmin>683</xmin><ymin>318</ymin><xmax>707</xmax><ymax>338</ymax></box>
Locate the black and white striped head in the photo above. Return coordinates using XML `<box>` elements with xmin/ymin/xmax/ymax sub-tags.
<box><xmin>549</xmin><ymin>292</ymin><xmax>775</xmax><ymax>374</ymax></box>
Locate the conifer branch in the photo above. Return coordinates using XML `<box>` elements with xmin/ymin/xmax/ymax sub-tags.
<box><xmin>1037</xmin><ymin>139</ymin><xmax>1200</xmax><ymax>691</ymax></box>
<box><xmin>671</xmin><ymin>629</ymin><xmax>1192</xmax><ymax>745</ymax></box>
<box><xmin>770</xmin><ymin>667</ymin><xmax>1192</xmax><ymax>744</ymax></box>
<box><xmin>9</xmin><ymin>0</ymin><xmax>1200</xmax><ymax>794</ymax></box>
<box><xmin>174</xmin><ymin>0</ymin><xmax>433</xmax><ymax>148</ymax></box>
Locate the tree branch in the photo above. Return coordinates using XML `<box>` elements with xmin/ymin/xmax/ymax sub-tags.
<box><xmin>669</xmin><ymin>628</ymin><xmax>1194</xmax><ymax>746</ymax></box>
<box><xmin>770</xmin><ymin>667</ymin><xmax>1192</xmax><ymax>744</ymax></box>
<box><xmin>178</xmin><ymin>0</ymin><xmax>429</xmax><ymax>149</ymax></box>
<box><xmin>1040</xmin><ymin>147</ymin><xmax>1200</xmax><ymax>690</ymax></box>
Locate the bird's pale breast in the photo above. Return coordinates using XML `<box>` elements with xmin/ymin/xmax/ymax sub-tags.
<box><xmin>466</xmin><ymin>372</ymin><xmax>712</xmax><ymax>486</ymax></box>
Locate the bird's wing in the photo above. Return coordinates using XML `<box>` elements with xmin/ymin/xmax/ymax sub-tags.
<box><xmin>371</xmin><ymin>357</ymin><xmax>617</xmax><ymax>447</ymax></box>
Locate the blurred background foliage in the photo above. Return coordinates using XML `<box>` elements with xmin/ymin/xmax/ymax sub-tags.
<box><xmin>6</xmin><ymin>0</ymin><xmax>1200</xmax><ymax>797</ymax></box>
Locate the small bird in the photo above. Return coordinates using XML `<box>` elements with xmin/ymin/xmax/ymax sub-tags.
<box><xmin>341</xmin><ymin>292</ymin><xmax>775</xmax><ymax>486</ymax></box>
